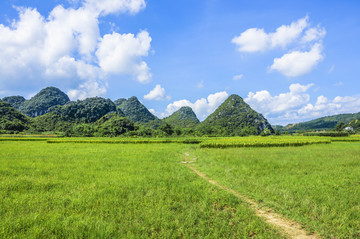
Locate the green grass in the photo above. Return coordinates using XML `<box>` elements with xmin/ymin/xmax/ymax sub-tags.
<box><xmin>199</xmin><ymin>136</ymin><xmax>331</xmax><ymax>148</ymax></box>
<box><xmin>192</xmin><ymin>142</ymin><xmax>360</xmax><ymax>238</ymax></box>
<box><xmin>0</xmin><ymin>141</ymin><xmax>282</xmax><ymax>238</ymax></box>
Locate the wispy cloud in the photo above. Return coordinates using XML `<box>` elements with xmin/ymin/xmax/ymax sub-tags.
<box><xmin>232</xmin><ymin>74</ymin><xmax>244</xmax><ymax>80</ymax></box>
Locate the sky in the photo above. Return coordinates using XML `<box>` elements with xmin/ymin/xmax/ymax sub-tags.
<box><xmin>0</xmin><ymin>0</ymin><xmax>360</xmax><ymax>125</ymax></box>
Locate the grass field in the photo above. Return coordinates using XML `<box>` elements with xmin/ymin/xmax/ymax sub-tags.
<box><xmin>0</xmin><ymin>141</ymin><xmax>281</xmax><ymax>238</ymax></box>
<box><xmin>1</xmin><ymin>137</ymin><xmax>359</xmax><ymax>238</ymax></box>
<box><xmin>192</xmin><ymin>142</ymin><xmax>360</xmax><ymax>238</ymax></box>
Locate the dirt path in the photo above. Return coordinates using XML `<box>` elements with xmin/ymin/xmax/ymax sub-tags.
<box><xmin>184</xmin><ymin>163</ymin><xmax>320</xmax><ymax>239</ymax></box>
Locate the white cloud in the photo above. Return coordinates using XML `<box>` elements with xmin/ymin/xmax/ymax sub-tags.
<box><xmin>67</xmin><ymin>80</ymin><xmax>107</xmax><ymax>100</ymax></box>
<box><xmin>270</xmin><ymin>43</ymin><xmax>324</xmax><ymax>77</ymax></box>
<box><xmin>296</xmin><ymin>95</ymin><xmax>360</xmax><ymax>118</ymax></box>
<box><xmin>301</xmin><ymin>26</ymin><xmax>326</xmax><ymax>43</ymax></box>
<box><xmin>232</xmin><ymin>28</ymin><xmax>269</xmax><ymax>52</ymax></box>
<box><xmin>96</xmin><ymin>30</ymin><xmax>152</xmax><ymax>83</ymax></box>
<box><xmin>165</xmin><ymin>91</ymin><xmax>229</xmax><ymax>121</ymax></box>
<box><xmin>144</xmin><ymin>84</ymin><xmax>171</xmax><ymax>101</ymax></box>
<box><xmin>269</xmin><ymin>16</ymin><xmax>308</xmax><ymax>48</ymax></box>
<box><xmin>84</xmin><ymin>0</ymin><xmax>146</xmax><ymax>16</ymax></box>
<box><xmin>0</xmin><ymin>0</ymin><xmax>151</xmax><ymax>99</ymax></box>
<box><xmin>232</xmin><ymin>16</ymin><xmax>309</xmax><ymax>52</ymax></box>
<box><xmin>245</xmin><ymin>83</ymin><xmax>314</xmax><ymax>115</ymax></box>
<box><xmin>245</xmin><ymin>83</ymin><xmax>360</xmax><ymax>125</ymax></box>
<box><xmin>232</xmin><ymin>16</ymin><xmax>326</xmax><ymax>77</ymax></box>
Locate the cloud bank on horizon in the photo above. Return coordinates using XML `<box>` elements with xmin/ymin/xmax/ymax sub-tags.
<box><xmin>0</xmin><ymin>0</ymin><xmax>151</xmax><ymax>100</ymax></box>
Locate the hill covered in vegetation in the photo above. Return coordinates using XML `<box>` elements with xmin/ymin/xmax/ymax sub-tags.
<box><xmin>118</xmin><ymin>96</ymin><xmax>157</xmax><ymax>123</ymax></box>
<box><xmin>281</xmin><ymin>112</ymin><xmax>360</xmax><ymax>132</ymax></box>
<box><xmin>199</xmin><ymin>94</ymin><xmax>274</xmax><ymax>136</ymax></box>
<box><xmin>2</xmin><ymin>96</ymin><xmax>26</xmax><ymax>109</ymax></box>
<box><xmin>0</xmin><ymin>87</ymin><xmax>289</xmax><ymax>136</ymax></box>
<box><xmin>0</xmin><ymin>101</ymin><xmax>31</xmax><ymax>132</ymax></box>
<box><xmin>163</xmin><ymin>106</ymin><xmax>199</xmax><ymax>128</ymax></box>
<box><xmin>18</xmin><ymin>87</ymin><xmax>70</xmax><ymax>117</ymax></box>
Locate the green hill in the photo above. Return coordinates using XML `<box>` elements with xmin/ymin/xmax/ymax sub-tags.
<box><xmin>18</xmin><ymin>87</ymin><xmax>70</xmax><ymax>117</ymax></box>
<box><xmin>163</xmin><ymin>106</ymin><xmax>199</xmax><ymax>128</ymax></box>
<box><xmin>2</xmin><ymin>96</ymin><xmax>26</xmax><ymax>110</ymax></box>
<box><xmin>283</xmin><ymin>112</ymin><xmax>360</xmax><ymax>132</ymax></box>
<box><xmin>32</xmin><ymin>97</ymin><xmax>120</xmax><ymax>132</ymax></box>
<box><xmin>199</xmin><ymin>94</ymin><xmax>273</xmax><ymax>136</ymax></box>
<box><xmin>53</xmin><ymin>97</ymin><xmax>118</xmax><ymax>123</ymax></box>
<box><xmin>0</xmin><ymin>100</ymin><xmax>31</xmax><ymax>132</ymax></box>
<box><xmin>114</xmin><ymin>98</ymin><xmax>127</xmax><ymax>107</ymax></box>
<box><xmin>119</xmin><ymin>96</ymin><xmax>157</xmax><ymax>123</ymax></box>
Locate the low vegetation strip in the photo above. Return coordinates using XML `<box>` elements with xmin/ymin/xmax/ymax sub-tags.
<box><xmin>0</xmin><ymin>138</ymin><xmax>48</xmax><ymax>141</ymax></box>
<box><xmin>200</xmin><ymin>137</ymin><xmax>331</xmax><ymax>148</ymax></box>
<box><xmin>330</xmin><ymin>137</ymin><xmax>360</xmax><ymax>142</ymax></box>
<box><xmin>303</xmin><ymin>132</ymin><xmax>349</xmax><ymax>137</ymax></box>
<box><xmin>46</xmin><ymin>139</ymin><xmax>202</xmax><ymax>144</ymax></box>
<box><xmin>0</xmin><ymin>134</ymin><xmax>58</xmax><ymax>137</ymax></box>
<box><xmin>185</xmin><ymin>164</ymin><xmax>319</xmax><ymax>239</ymax></box>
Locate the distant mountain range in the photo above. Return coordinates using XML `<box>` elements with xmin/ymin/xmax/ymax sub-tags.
<box><xmin>1</xmin><ymin>86</ymin><xmax>359</xmax><ymax>135</ymax></box>
<box><xmin>275</xmin><ymin>112</ymin><xmax>360</xmax><ymax>132</ymax></box>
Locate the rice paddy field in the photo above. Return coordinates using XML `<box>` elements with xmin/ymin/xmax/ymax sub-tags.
<box><xmin>1</xmin><ymin>136</ymin><xmax>360</xmax><ymax>238</ymax></box>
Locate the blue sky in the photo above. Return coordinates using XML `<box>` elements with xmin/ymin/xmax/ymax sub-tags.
<box><xmin>0</xmin><ymin>0</ymin><xmax>360</xmax><ymax>125</ymax></box>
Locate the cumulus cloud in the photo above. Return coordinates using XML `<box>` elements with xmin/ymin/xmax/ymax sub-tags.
<box><xmin>165</xmin><ymin>91</ymin><xmax>229</xmax><ymax>121</ymax></box>
<box><xmin>232</xmin><ymin>16</ymin><xmax>309</xmax><ymax>52</ymax></box>
<box><xmin>0</xmin><ymin>0</ymin><xmax>150</xmax><ymax>99</ymax></box>
<box><xmin>96</xmin><ymin>31</ymin><xmax>152</xmax><ymax>83</ymax></box>
<box><xmin>270</xmin><ymin>43</ymin><xmax>324</xmax><ymax>77</ymax></box>
<box><xmin>232</xmin><ymin>28</ymin><xmax>269</xmax><ymax>52</ymax></box>
<box><xmin>245</xmin><ymin>83</ymin><xmax>314</xmax><ymax>114</ymax></box>
<box><xmin>144</xmin><ymin>84</ymin><xmax>171</xmax><ymax>101</ymax></box>
<box><xmin>232</xmin><ymin>16</ymin><xmax>326</xmax><ymax>77</ymax></box>
<box><xmin>245</xmin><ymin>83</ymin><xmax>360</xmax><ymax>125</ymax></box>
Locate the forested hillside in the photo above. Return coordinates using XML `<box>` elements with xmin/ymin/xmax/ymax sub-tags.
<box><xmin>0</xmin><ymin>86</ymin><xmax>321</xmax><ymax>137</ymax></box>
<box><xmin>282</xmin><ymin>112</ymin><xmax>360</xmax><ymax>132</ymax></box>
<box><xmin>199</xmin><ymin>94</ymin><xmax>274</xmax><ymax>136</ymax></box>
<box><xmin>0</xmin><ymin>101</ymin><xmax>31</xmax><ymax>132</ymax></box>
<box><xmin>163</xmin><ymin>106</ymin><xmax>199</xmax><ymax>128</ymax></box>
<box><xmin>18</xmin><ymin>87</ymin><xmax>70</xmax><ymax>117</ymax></box>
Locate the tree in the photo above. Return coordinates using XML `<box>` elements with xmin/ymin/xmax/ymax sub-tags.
<box><xmin>158</xmin><ymin>123</ymin><xmax>174</xmax><ymax>136</ymax></box>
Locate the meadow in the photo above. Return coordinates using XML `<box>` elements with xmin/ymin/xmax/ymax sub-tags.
<box><xmin>0</xmin><ymin>140</ymin><xmax>281</xmax><ymax>238</ymax></box>
<box><xmin>1</xmin><ymin>136</ymin><xmax>359</xmax><ymax>238</ymax></box>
